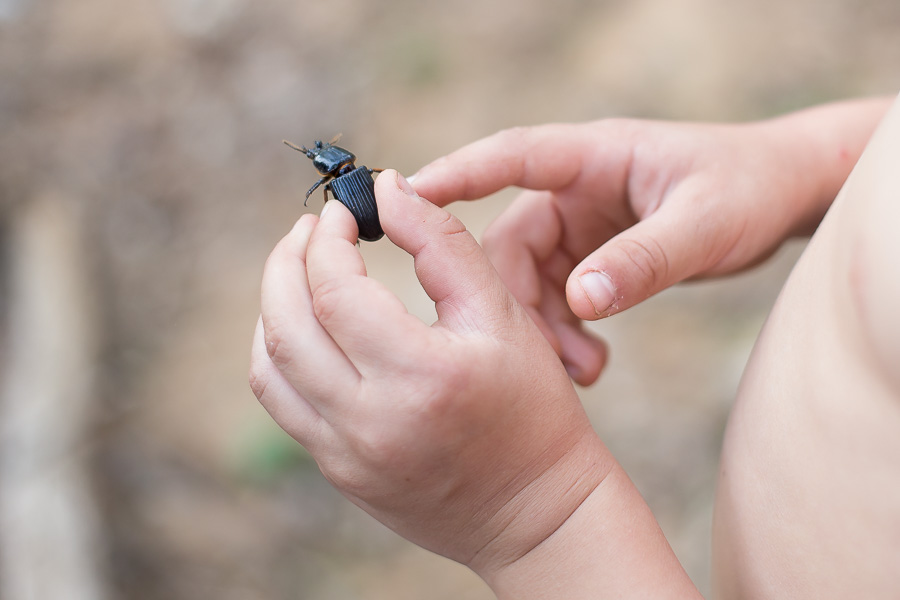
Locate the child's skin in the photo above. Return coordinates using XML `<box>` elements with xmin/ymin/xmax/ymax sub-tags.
<box><xmin>250</xmin><ymin>95</ymin><xmax>898</xmax><ymax>598</ymax></box>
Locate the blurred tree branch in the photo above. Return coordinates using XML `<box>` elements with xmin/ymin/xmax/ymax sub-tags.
<box><xmin>0</xmin><ymin>195</ymin><xmax>109</xmax><ymax>600</ymax></box>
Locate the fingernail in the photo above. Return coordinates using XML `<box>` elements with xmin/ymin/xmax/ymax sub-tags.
<box><xmin>319</xmin><ymin>200</ymin><xmax>333</xmax><ymax>219</ymax></box>
<box><xmin>579</xmin><ymin>271</ymin><xmax>617</xmax><ymax>316</ymax></box>
<box><xmin>396</xmin><ymin>172</ymin><xmax>418</xmax><ymax>197</ymax></box>
<box><xmin>405</xmin><ymin>172</ymin><xmax>418</xmax><ymax>185</ymax></box>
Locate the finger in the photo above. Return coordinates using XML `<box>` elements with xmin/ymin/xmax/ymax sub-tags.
<box><xmin>250</xmin><ymin>317</ymin><xmax>328</xmax><ymax>448</ymax></box>
<box><xmin>566</xmin><ymin>181</ymin><xmax>726</xmax><ymax>319</ymax></box>
<box><xmin>553</xmin><ymin>319</ymin><xmax>609</xmax><ymax>386</ymax></box>
<box><xmin>378</xmin><ymin>170</ymin><xmax>529</xmax><ymax>336</ymax></box>
<box><xmin>482</xmin><ymin>191</ymin><xmax>562</xmax><ymax>312</ymax></box>
<box><xmin>481</xmin><ymin>190</ymin><xmax>563</xmax><ymax>352</ymax></box>
<box><xmin>482</xmin><ymin>191</ymin><xmax>608</xmax><ymax>382</ymax></box>
<box><xmin>305</xmin><ymin>196</ymin><xmax>434</xmax><ymax>370</ymax></box>
<box><xmin>535</xmin><ymin>260</ymin><xmax>608</xmax><ymax>385</ymax></box>
<box><xmin>410</xmin><ymin>123</ymin><xmax>625</xmax><ymax>207</ymax></box>
<box><xmin>260</xmin><ymin>213</ymin><xmax>359</xmax><ymax>404</ymax></box>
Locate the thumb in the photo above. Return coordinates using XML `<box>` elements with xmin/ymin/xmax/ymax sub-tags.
<box><xmin>566</xmin><ymin>198</ymin><xmax>723</xmax><ymax>320</ymax></box>
<box><xmin>377</xmin><ymin>170</ymin><xmax>524</xmax><ymax>334</ymax></box>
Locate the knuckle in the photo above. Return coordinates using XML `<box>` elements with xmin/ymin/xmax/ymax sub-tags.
<box><xmin>352</xmin><ymin>428</ymin><xmax>402</xmax><ymax>472</ymax></box>
<box><xmin>261</xmin><ymin>316</ymin><xmax>295</xmax><ymax>371</ymax></box>
<box><xmin>441</xmin><ymin>216</ymin><xmax>482</xmax><ymax>263</ymax></box>
<box><xmin>310</xmin><ymin>277</ymin><xmax>346</xmax><ymax>325</ymax></box>
<box><xmin>322</xmin><ymin>429</ymin><xmax>409</xmax><ymax>495</ymax></box>
<box><xmin>248</xmin><ymin>363</ymin><xmax>270</xmax><ymax>401</ymax></box>
<box><xmin>434</xmin><ymin>209</ymin><xmax>469</xmax><ymax>237</ymax></box>
<box><xmin>426</xmin><ymin>211</ymin><xmax>482</xmax><ymax>263</ymax></box>
<box><xmin>319</xmin><ymin>460</ymin><xmax>367</xmax><ymax>496</ymax></box>
<box><xmin>617</xmin><ymin>235</ymin><xmax>671</xmax><ymax>290</ymax></box>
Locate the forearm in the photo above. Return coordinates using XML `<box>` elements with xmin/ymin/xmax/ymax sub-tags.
<box><xmin>478</xmin><ymin>439</ymin><xmax>703</xmax><ymax>599</ymax></box>
<box><xmin>756</xmin><ymin>95</ymin><xmax>894</xmax><ymax>237</ymax></box>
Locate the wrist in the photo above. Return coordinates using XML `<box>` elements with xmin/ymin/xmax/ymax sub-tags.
<box><xmin>484</xmin><ymin>464</ymin><xmax>703</xmax><ymax>600</ymax></box>
<box><xmin>755</xmin><ymin>97</ymin><xmax>894</xmax><ymax>237</ymax></box>
<box><xmin>466</xmin><ymin>426</ymin><xmax>615</xmax><ymax>579</ymax></box>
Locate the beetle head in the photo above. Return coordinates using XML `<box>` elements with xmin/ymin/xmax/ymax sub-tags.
<box><xmin>284</xmin><ymin>138</ymin><xmax>356</xmax><ymax>177</ymax></box>
<box><xmin>283</xmin><ymin>139</ymin><xmax>318</xmax><ymax>159</ymax></box>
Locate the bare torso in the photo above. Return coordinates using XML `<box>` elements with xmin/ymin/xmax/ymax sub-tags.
<box><xmin>713</xmin><ymin>96</ymin><xmax>900</xmax><ymax>598</ymax></box>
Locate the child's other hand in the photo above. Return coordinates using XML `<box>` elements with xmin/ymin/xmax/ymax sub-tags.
<box><xmin>249</xmin><ymin>171</ymin><xmax>610</xmax><ymax>578</ymax></box>
<box><xmin>411</xmin><ymin>119</ymin><xmax>822</xmax><ymax>384</ymax></box>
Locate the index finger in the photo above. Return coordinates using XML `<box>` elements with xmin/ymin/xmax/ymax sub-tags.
<box><xmin>305</xmin><ymin>198</ymin><xmax>434</xmax><ymax>373</ymax></box>
<box><xmin>408</xmin><ymin>123</ymin><xmax>600</xmax><ymax>207</ymax></box>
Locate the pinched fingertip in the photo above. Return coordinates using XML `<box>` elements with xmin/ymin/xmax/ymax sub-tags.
<box><xmin>376</xmin><ymin>169</ymin><xmax>524</xmax><ymax>334</ymax></box>
<box><xmin>396</xmin><ymin>171</ymin><xmax>419</xmax><ymax>197</ymax></box>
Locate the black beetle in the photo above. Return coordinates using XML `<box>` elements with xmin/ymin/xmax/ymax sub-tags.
<box><xmin>284</xmin><ymin>138</ymin><xmax>384</xmax><ymax>242</ymax></box>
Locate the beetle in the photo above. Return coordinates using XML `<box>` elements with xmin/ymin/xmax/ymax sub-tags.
<box><xmin>284</xmin><ymin>138</ymin><xmax>384</xmax><ymax>242</ymax></box>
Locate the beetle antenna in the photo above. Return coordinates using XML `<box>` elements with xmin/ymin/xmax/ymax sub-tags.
<box><xmin>328</xmin><ymin>133</ymin><xmax>343</xmax><ymax>145</ymax></box>
<box><xmin>283</xmin><ymin>139</ymin><xmax>315</xmax><ymax>158</ymax></box>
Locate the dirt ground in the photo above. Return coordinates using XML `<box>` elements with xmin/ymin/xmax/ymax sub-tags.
<box><xmin>0</xmin><ymin>0</ymin><xmax>897</xmax><ymax>598</ymax></box>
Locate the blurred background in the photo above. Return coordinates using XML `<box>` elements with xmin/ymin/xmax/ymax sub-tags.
<box><xmin>0</xmin><ymin>0</ymin><xmax>897</xmax><ymax>598</ymax></box>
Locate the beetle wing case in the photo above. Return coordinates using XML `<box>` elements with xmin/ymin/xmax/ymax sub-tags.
<box><xmin>329</xmin><ymin>166</ymin><xmax>384</xmax><ymax>242</ymax></box>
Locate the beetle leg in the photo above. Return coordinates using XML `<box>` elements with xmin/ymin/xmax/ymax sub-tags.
<box><xmin>304</xmin><ymin>176</ymin><xmax>331</xmax><ymax>206</ymax></box>
<box><xmin>322</xmin><ymin>183</ymin><xmax>329</xmax><ymax>204</ymax></box>
<box><xmin>368</xmin><ymin>168</ymin><xmax>384</xmax><ymax>174</ymax></box>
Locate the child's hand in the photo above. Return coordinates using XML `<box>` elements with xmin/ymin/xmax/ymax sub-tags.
<box><xmin>410</xmin><ymin>116</ymin><xmax>844</xmax><ymax>384</ymax></box>
<box><xmin>249</xmin><ymin>171</ymin><xmax>611</xmax><ymax>577</ymax></box>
